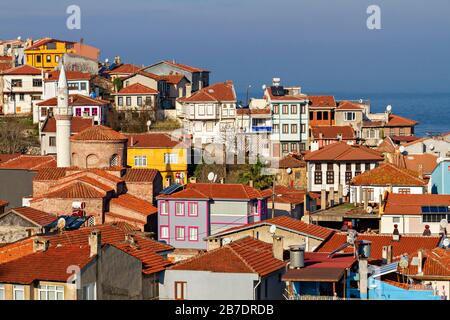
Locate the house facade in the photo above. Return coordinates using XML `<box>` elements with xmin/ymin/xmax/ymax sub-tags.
<box><xmin>113</xmin><ymin>83</ymin><xmax>159</xmax><ymax>118</ymax></box>
<box><xmin>42</xmin><ymin>70</ymin><xmax>91</xmax><ymax>100</ymax></box>
<box><xmin>308</xmin><ymin>95</ymin><xmax>336</xmax><ymax>127</ymax></box>
<box><xmin>156</xmin><ymin>183</ymin><xmax>269</xmax><ymax>249</ymax></box>
<box><xmin>310</xmin><ymin>125</ymin><xmax>356</xmax><ymax>150</ymax></box>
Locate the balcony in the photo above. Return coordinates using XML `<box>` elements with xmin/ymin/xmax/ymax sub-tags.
<box><xmin>252</xmin><ymin>126</ymin><xmax>272</xmax><ymax>133</ymax></box>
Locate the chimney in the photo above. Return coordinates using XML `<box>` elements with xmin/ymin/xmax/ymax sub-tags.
<box><xmin>130</xmin><ymin>136</ymin><xmax>134</xmax><ymax>147</ymax></box>
<box><xmin>33</xmin><ymin>238</ymin><xmax>49</xmax><ymax>253</ymax></box>
<box><xmin>392</xmin><ymin>224</ymin><xmax>400</xmax><ymax>241</ymax></box>
<box><xmin>88</xmin><ymin>230</ymin><xmax>102</xmax><ymax>258</ymax></box>
<box><xmin>189</xmin><ymin>177</ymin><xmax>197</xmax><ymax>184</ymax></box>
<box><xmin>417</xmin><ymin>250</ymin><xmax>423</xmax><ymax>274</ymax></box>
<box><xmin>382</xmin><ymin>245</ymin><xmax>393</xmax><ymax>264</ymax></box>
<box><xmin>249</xmin><ymin>180</ymin><xmax>254</xmax><ymax>188</ymax></box>
<box><xmin>422</xmin><ymin>225</ymin><xmax>431</xmax><ymax>236</ymax></box>
<box><xmin>186</xmin><ymin>84</ymin><xmax>192</xmax><ymax>97</ymax></box>
<box><xmin>320</xmin><ymin>189</ymin><xmax>327</xmax><ymax>210</ymax></box>
<box><xmin>289</xmin><ymin>245</ymin><xmax>305</xmax><ymax>269</ymax></box>
<box><xmin>272</xmin><ymin>235</ymin><xmax>284</xmax><ymax>261</ymax></box>
<box><xmin>303</xmin><ymin>193</ymin><xmax>309</xmax><ymax>216</ymax></box>
<box><xmin>337</xmin><ymin>134</ymin><xmax>343</xmax><ymax>141</ymax></box>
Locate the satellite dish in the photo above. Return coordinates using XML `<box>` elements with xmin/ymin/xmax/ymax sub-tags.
<box><xmin>262</xmin><ymin>84</ymin><xmax>267</xmax><ymax>91</ymax></box>
<box><xmin>17</xmin><ymin>36</ymin><xmax>21</xmax><ymax>41</ymax></box>
<box><xmin>347</xmin><ymin>230</ymin><xmax>357</xmax><ymax>245</ymax></box>
<box><xmin>207</xmin><ymin>172</ymin><xmax>215</xmax><ymax>182</ymax></box>
<box><xmin>105</xmin><ymin>58</ymin><xmax>109</xmax><ymax>63</ymax></box>
<box><xmin>399</xmin><ymin>146</ymin><xmax>406</xmax><ymax>154</ymax></box>
<box><xmin>269</xmin><ymin>225</ymin><xmax>277</xmax><ymax>234</ymax></box>
<box><xmin>286</xmin><ymin>168</ymin><xmax>292</xmax><ymax>175</ymax></box>
<box><xmin>57</xmin><ymin>218</ymin><xmax>66</xmax><ymax>231</ymax></box>
<box><xmin>222</xmin><ymin>237</ymin><xmax>232</xmax><ymax>245</ymax></box>
<box><xmin>429</xmin><ymin>144</ymin><xmax>435</xmax><ymax>151</ymax></box>
<box><xmin>146</xmin><ymin>120</ymin><xmax>152</xmax><ymax>126</ymax></box>
<box><xmin>366</xmin><ymin>206</ymin><xmax>373</xmax><ymax>214</ymax></box>
<box><xmin>443</xmin><ymin>238</ymin><xmax>450</xmax><ymax>248</ymax></box>
<box><xmin>386</xmin><ymin>105</ymin><xmax>392</xmax><ymax>113</ymax></box>
<box><xmin>440</xmin><ymin>219</ymin><xmax>448</xmax><ymax>229</ymax></box>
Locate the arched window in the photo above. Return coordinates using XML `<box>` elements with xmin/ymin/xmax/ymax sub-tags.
<box><xmin>110</xmin><ymin>154</ymin><xmax>119</xmax><ymax>167</ymax></box>
<box><xmin>86</xmin><ymin>154</ymin><xmax>99</xmax><ymax>168</ymax></box>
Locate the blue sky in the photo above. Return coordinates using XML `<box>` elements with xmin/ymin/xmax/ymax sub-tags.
<box><xmin>2</xmin><ymin>0</ymin><xmax>450</xmax><ymax>95</ymax></box>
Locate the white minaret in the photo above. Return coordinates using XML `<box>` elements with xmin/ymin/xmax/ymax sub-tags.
<box><xmin>54</xmin><ymin>64</ymin><xmax>72</xmax><ymax>167</ymax></box>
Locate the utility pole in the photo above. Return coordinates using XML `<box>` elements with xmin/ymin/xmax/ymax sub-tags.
<box><xmin>271</xmin><ymin>175</ymin><xmax>276</xmax><ymax>219</ymax></box>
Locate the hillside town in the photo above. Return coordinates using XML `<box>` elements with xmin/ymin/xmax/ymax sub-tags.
<box><xmin>0</xmin><ymin>36</ymin><xmax>449</xmax><ymax>301</ymax></box>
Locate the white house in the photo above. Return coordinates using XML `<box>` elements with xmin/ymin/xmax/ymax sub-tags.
<box><xmin>42</xmin><ymin>70</ymin><xmax>91</xmax><ymax>100</ymax></box>
<box><xmin>159</xmin><ymin>237</ymin><xmax>286</xmax><ymax>300</ymax></box>
<box><xmin>380</xmin><ymin>193</ymin><xmax>450</xmax><ymax>235</ymax></box>
<box><xmin>304</xmin><ymin>142</ymin><xmax>384</xmax><ymax>193</ymax></box>
<box><xmin>1</xmin><ymin>65</ymin><xmax>42</xmax><ymax>115</ymax></box>
<box><xmin>350</xmin><ymin>163</ymin><xmax>427</xmax><ymax>204</ymax></box>
<box><xmin>176</xmin><ymin>81</ymin><xmax>237</xmax><ymax>145</ymax></box>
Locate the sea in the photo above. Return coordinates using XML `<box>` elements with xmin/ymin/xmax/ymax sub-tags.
<box><xmin>237</xmin><ymin>92</ymin><xmax>450</xmax><ymax>138</ymax></box>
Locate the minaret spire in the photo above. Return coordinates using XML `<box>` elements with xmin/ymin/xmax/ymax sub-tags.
<box><xmin>54</xmin><ymin>62</ymin><xmax>72</xmax><ymax>167</ymax></box>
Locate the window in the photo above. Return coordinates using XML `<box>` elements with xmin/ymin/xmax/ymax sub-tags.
<box><xmin>300</xmin><ymin>143</ymin><xmax>306</xmax><ymax>151</ymax></box>
<box><xmin>317</xmin><ymin>111</ymin><xmax>322</xmax><ymax>120</ymax></box>
<box><xmin>272</xmin><ymin>104</ymin><xmax>279</xmax><ymax>114</ymax></box>
<box><xmin>188</xmin><ymin>202</ymin><xmax>198</xmax><ymax>217</ymax></box>
<box><xmin>126</xmin><ymin>97</ymin><xmax>131</xmax><ymax>106</ymax></box>
<box><xmin>314</xmin><ymin>171</ymin><xmax>322</xmax><ymax>185</ymax></box>
<box><xmin>291</xmin><ymin>105</ymin><xmax>297</xmax><ymax>114</ymax></box>
<box><xmin>364</xmin><ymin>163</ymin><xmax>371</xmax><ymax>171</ymax></box>
<box><xmin>33</xmin><ymin>79</ymin><xmax>42</xmax><ymax>87</ymax></box>
<box><xmin>398</xmin><ymin>188</ymin><xmax>411</xmax><ymax>194</ymax></box>
<box><xmin>13</xmin><ymin>285</ymin><xmax>25</xmax><ymax>300</ymax></box>
<box><xmin>46</xmin><ymin>42</ymin><xmax>56</xmax><ymax>50</ymax></box>
<box><xmin>282</xmin><ymin>105</ymin><xmax>288</xmax><ymax>114</ymax></box>
<box><xmin>326</xmin><ymin>170</ymin><xmax>334</xmax><ymax>184</ymax></box>
<box><xmin>309</xmin><ymin>111</ymin><xmax>314</xmax><ymax>120</ymax></box>
<box><xmin>301</xmin><ymin>124</ymin><xmax>306</xmax><ymax>133</ymax></box>
<box><xmin>345</xmin><ymin>112</ymin><xmax>356</xmax><ymax>121</ymax></box>
<box><xmin>207</xmin><ymin>105</ymin><xmax>214</xmax><ymax>115</ymax></box>
<box><xmin>198</xmin><ymin>104</ymin><xmax>205</xmax><ymax>115</ymax></box>
<box><xmin>164</xmin><ymin>153</ymin><xmax>179</xmax><ymax>164</ymax></box>
<box><xmin>282</xmin><ymin>124</ymin><xmax>289</xmax><ymax>134</ymax></box>
<box><xmin>75</xmin><ymin>108</ymin><xmax>82</xmax><ymax>116</ymax></box>
<box><xmin>323</xmin><ymin>112</ymin><xmax>329</xmax><ymax>120</ymax></box>
<box><xmin>19</xmin><ymin>94</ymin><xmax>24</xmax><ymax>101</ymax></box>
<box><xmin>290</xmin><ymin>143</ymin><xmax>298</xmax><ymax>152</ymax></box>
<box><xmin>315</xmin><ymin>163</ymin><xmax>322</xmax><ymax>171</ymax></box>
<box><xmin>393</xmin><ymin>217</ymin><xmax>401</xmax><ymax>223</ymax></box>
<box><xmin>36</xmin><ymin>55</ymin><xmax>42</xmax><ymax>63</ymax></box>
<box><xmin>291</xmin><ymin>124</ymin><xmax>297</xmax><ymax>134</ymax></box>
<box><xmin>282</xmin><ymin>143</ymin><xmax>289</xmax><ymax>153</ymax></box>
<box><xmin>82</xmin><ymin>283</ymin><xmax>96</xmax><ymax>300</ymax></box>
<box><xmin>301</xmin><ymin>104</ymin><xmax>306</xmax><ymax>114</ymax></box>
<box><xmin>49</xmin><ymin>136</ymin><xmax>56</xmax><ymax>147</ymax></box>
<box><xmin>0</xmin><ymin>284</ymin><xmax>4</xmax><ymax>300</ymax></box>
<box><xmin>110</xmin><ymin>154</ymin><xmax>119</xmax><ymax>167</ymax></box>
<box><xmin>399</xmin><ymin>128</ymin><xmax>405</xmax><ymax>136</ymax></box>
<box><xmin>11</xmin><ymin>79</ymin><xmax>22</xmax><ymax>87</ymax></box>
<box><xmin>175</xmin><ymin>281</ymin><xmax>187</xmax><ymax>300</ymax></box>
<box><xmin>175</xmin><ymin>226</ymin><xmax>185</xmax><ymax>240</ymax></box>
<box><xmin>68</xmin><ymin>82</ymin><xmax>79</xmax><ymax>91</ymax></box>
<box><xmin>160</xmin><ymin>226</ymin><xmax>169</xmax><ymax>239</ymax></box>
<box><xmin>345</xmin><ymin>171</ymin><xmax>353</xmax><ymax>183</ymax></box>
<box><xmin>160</xmin><ymin>202</ymin><xmax>168</xmax><ymax>215</ymax></box>
<box><xmin>80</xmin><ymin>82</ymin><xmax>87</xmax><ymax>91</ymax></box>
<box><xmin>55</xmin><ymin>55</ymin><xmax>60</xmax><ymax>63</ymax></box>
<box><xmin>363</xmin><ymin>188</ymin><xmax>375</xmax><ymax>201</ymax></box>
<box><xmin>175</xmin><ymin>203</ymin><xmax>185</xmax><ymax>216</ymax></box>
<box><xmin>188</xmin><ymin>227</ymin><xmax>198</xmax><ymax>241</ymax></box>
<box><xmin>38</xmin><ymin>285</ymin><xmax>64</xmax><ymax>300</ymax></box>
<box><xmin>134</xmin><ymin>155</ymin><xmax>147</xmax><ymax>167</ymax></box>
<box><xmin>91</xmin><ymin>108</ymin><xmax>98</xmax><ymax>116</ymax></box>
<box><xmin>273</xmin><ymin>124</ymin><xmax>279</xmax><ymax>133</ymax></box>
<box><xmin>206</xmin><ymin>122</ymin><xmax>214</xmax><ymax>132</ymax></box>
<box><xmin>83</xmin><ymin>108</ymin><xmax>90</xmax><ymax>116</ymax></box>
<box><xmin>118</xmin><ymin>97</ymin><xmax>123</xmax><ymax>106</ymax></box>
<box><xmin>355</xmin><ymin>163</ymin><xmax>361</xmax><ymax>176</ymax></box>
<box><xmin>46</xmin><ymin>55</ymin><xmax>51</xmax><ymax>63</ymax></box>
<box><xmin>137</xmin><ymin>97</ymin><xmax>143</xmax><ymax>106</ymax></box>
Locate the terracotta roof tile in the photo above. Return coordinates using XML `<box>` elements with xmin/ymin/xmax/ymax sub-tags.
<box><xmin>386</xmin><ymin>114</ymin><xmax>418</xmax><ymax>127</ymax></box>
<box><xmin>308</xmin><ymin>96</ymin><xmax>336</xmax><ymax>108</ymax></box>
<box><xmin>383</xmin><ymin>193</ymin><xmax>450</xmax><ymax>215</ymax></box>
<box><xmin>304</xmin><ymin>142</ymin><xmax>384</xmax><ymax>162</ymax></box>
<box><xmin>107</xmin><ymin>64</ymin><xmax>142</xmax><ymax>75</ymax></box>
<box><xmin>316</xmin><ymin>232</ymin><xmax>441</xmax><ymax>261</ymax></box>
<box><xmin>158</xmin><ymin>183</ymin><xmax>266</xmax><ymax>200</ymax></box>
<box><xmin>403</xmin><ymin>154</ymin><xmax>439</xmax><ymax>176</ymax></box>
<box><xmin>236</xmin><ymin>108</ymin><xmax>271</xmax><ymax>115</ymax></box>
<box><xmin>25</xmin><ymin>38</ymin><xmax>74</xmax><ymax>51</ymax></box>
<box><xmin>178</xmin><ymin>81</ymin><xmax>235</xmax><ymax>102</ymax></box>
<box><xmin>0</xmin><ymin>200</ymin><xmax>9</xmax><ymax>207</ymax></box>
<box><xmin>278</xmin><ymin>153</ymin><xmax>305</xmax><ymax>168</ymax></box>
<box><xmin>401</xmin><ymin>248</ymin><xmax>450</xmax><ymax>278</ymax></box>
<box><xmin>44</xmin><ymin>70</ymin><xmax>90</xmax><ymax>81</ymax></box>
<box><xmin>170</xmin><ymin>237</ymin><xmax>286</xmax><ymax>276</ymax></box>
<box><xmin>265</xmin><ymin>87</ymin><xmax>308</xmax><ymax>101</ymax></box>
<box><xmin>0</xmin><ymin>155</ymin><xmax>56</xmax><ymax>170</ymax></box>
<box><xmin>123</xmin><ymin>168</ymin><xmax>158</xmax><ymax>183</ymax></box>
<box><xmin>110</xmin><ymin>194</ymin><xmax>157</xmax><ymax>216</ymax></box>
<box><xmin>158</xmin><ymin>74</ymin><xmax>186</xmax><ymax>84</ymax></box>
<box><xmin>2</xmin><ymin>64</ymin><xmax>41</xmax><ymax>75</ymax></box>
<box><xmin>33</xmin><ymin>181</ymin><xmax>107</xmax><ymax>199</ymax></box>
<box><xmin>71</xmin><ymin>125</ymin><xmax>127</xmax><ymax>141</ymax></box>
<box><xmin>162</xmin><ymin>60</ymin><xmax>209</xmax><ymax>73</ymax></box>
<box><xmin>41</xmin><ymin>117</ymin><xmax>93</xmax><ymax>133</ymax></box>
<box><xmin>126</xmin><ymin>133</ymin><xmax>184</xmax><ymax>148</ymax></box>
<box><xmin>7</xmin><ymin>207</ymin><xmax>56</xmax><ymax>226</ymax></box>
<box><xmin>311</xmin><ymin>126</ymin><xmax>356</xmax><ymax>140</ymax></box>
<box><xmin>351</xmin><ymin>163</ymin><xmax>427</xmax><ymax>186</ymax></box>
<box><xmin>0</xmin><ymin>153</ymin><xmax>21</xmax><ymax>164</ymax></box>
<box><xmin>335</xmin><ymin>101</ymin><xmax>364</xmax><ymax>110</ymax></box>
<box><xmin>37</xmin><ymin>94</ymin><xmax>109</xmax><ymax>107</ymax></box>
<box><xmin>117</xmin><ymin>83</ymin><xmax>159</xmax><ymax>95</ymax></box>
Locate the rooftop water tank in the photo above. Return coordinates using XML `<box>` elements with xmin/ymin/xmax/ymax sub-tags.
<box><xmin>289</xmin><ymin>245</ymin><xmax>305</xmax><ymax>269</ymax></box>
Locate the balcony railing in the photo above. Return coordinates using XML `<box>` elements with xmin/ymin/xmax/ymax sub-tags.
<box><xmin>252</xmin><ymin>126</ymin><xmax>272</xmax><ymax>132</ymax></box>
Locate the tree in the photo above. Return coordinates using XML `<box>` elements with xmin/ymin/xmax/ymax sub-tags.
<box><xmin>0</xmin><ymin>118</ymin><xmax>38</xmax><ymax>154</ymax></box>
<box><xmin>238</xmin><ymin>156</ymin><xmax>273</xmax><ymax>189</ymax></box>
<box><xmin>113</xmin><ymin>77</ymin><xmax>123</xmax><ymax>92</ymax></box>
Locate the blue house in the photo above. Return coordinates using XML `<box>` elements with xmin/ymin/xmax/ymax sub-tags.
<box><xmin>430</xmin><ymin>158</ymin><xmax>450</xmax><ymax>195</ymax></box>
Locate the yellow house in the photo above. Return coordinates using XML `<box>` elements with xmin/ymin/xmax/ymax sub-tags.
<box><xmin>25</xmin><ymin>38</ymin><xmax>76</xmax><ymax>70</ymax></box>
<box><xmin>126</xmin><ymin>133</ymin><xmax>189</xmax><ymax>187</ymax></box>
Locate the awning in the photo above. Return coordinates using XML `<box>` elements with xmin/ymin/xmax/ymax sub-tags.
<box><xmin>282</xmin><ymin>267</ymin><xmax>346</xmax><ymax>282</ymax></box>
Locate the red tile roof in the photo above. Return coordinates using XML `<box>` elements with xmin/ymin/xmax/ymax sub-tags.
<box><xmin>2</xmin><ymin>64</ymin><xmax>41</xmax><ymax>75</ymax></box>
<box><xmin>311</xmin><ymin>126</ymin><xmax>356</xmax><ymax>140</ymax></box>
<box><xmin>6</xmin><ymin>207</ymin><xmax>56</xmax><ymax>226</ymax></box>
<box><xmin>178</xmin><ymin>81</ymin><xmax>236</xmax><ymax>102</ymax></box>
<box><xmin>158</xmin><ymin>183</ymin><xmax>266</xmax><ymax>200</ymax></box>
<box><xmin>376</xmin><ymin>137</ymin><xmax>397</xmax><ymax>153</ymax></box>
<box><xmin>214</xmin><ymin>216</ymin><xmax>334</xmax><ymax>240</ymax></box>
<box><xmin>71</xmin><ymin>125</ymin><xmax>127</xmax><ymax>141</ymax></box>
<box><xmin>383</xmin><ymin>193</ymin><xmax>450</xmax><ymax>215</ymax></box>
<box><xmin>0</xmin><ymin>245</ymin><xmax>95</xmax><ymax>284</ymax></box>
<box><xmin>236</xmin><ymin>108</ymin><xmax>271</xmax><ymax>115</ymax></box>
<box><xmin>0</xmin><ymin>155</ymin><xmax>56</xmax><ymax>170</ymax></box>
<box><xmin>401</xmin><ymin>248</ymin><xmax>450</xmax><ymax>278</ymax></box>
<box><xmin>335</xmin><ymin>101</ymin><xmax>364</xmax><ymax>110</ymax></box>
<box><xmin>108</xmin><ymin>64</ymin><xmax>142</xmax><ymax>75</ymax></box>
<box><xmin>0</xmin><ymin>62</ymin><xmax>13</xmax><ymax>73</ymax></box>
<box><xmin>117</xmin><ymin>83</ymin><xmax>159</xmax><ymax>95</ymax></box>
<box><xmin>308</xmin><ymin>96</ymin><xmax>336</xmax><ymax>108</ymax></box>
<box><xmin>386</xmin><ymin>114</ymin><xmax>418</xmax><ymax>127</ymax></box>
<box><xmin>32</xmin><ymin>181</ymin><xmax>107</xmax><ymax>200</ymax></box>
<box><xmin>316</xmin><ymin>232</ymin><xmax>441</xmax><ymax>261</ymax></box>
<box><xmin>37</xmin><ymin>94</ymin><xmax>109</xmax><ymax>107</ymax></box>
<box><xmin>265</xmin><ymin>87</ymin><xmax>308</xmax><ymax>101</ymax></box>
<box><xmin>261</xmin><ymin>186</ymin><xmax>319</xmax><ymax>206</ymax></box>
<box><xmin>278</xmin><ymin>153</ymin><xmax>305</xmax><ymax>168</ymax></box>
<box><xmin>126</xmin><ymin>133</ymin><xmax>183</xmax><ymax>148</ymax></box>
<box><xmin>42</xmin><ymin>224</ymin><xmax>173</xmax><ymax>274</ymax></box>
<box><xmin>403</xmin><ymin>154</ymin><xmax>439</xmax><ymax>176</ymax></box>
<box><xmin>351</xmin><ymin>163</ymin><xmax>427</xmax><ymax>186</ymax></box>
<box><xmin>0</xmin><ymin>200</ymin><xmax>9</xmax><ymax>207</ymax></box>
<box><xmin>41</xmin><ymin>117</ymin><xmax>93</xmax><ymax>133</ymax></box>
<box><xmin>110</xmin><ymin>194</ymin><xmax>157</xmax><ymax>216</ymax></box>
<box><xmin>304</xmin><ymin>142</ymin><xmax>384</xmax><ymax>162</ymax></box>
<box><xmin>170</xmin><ymin>237</ymin><xmax>286</xmax><ymax>276</ymax></box>
<box><xmin>162</xmin><ymin>60</ymin><xmax>209</xmax><ymax>73</ymax></box>
<box><xmin>158</xmin><ymin>74</ymin><xmax>187</xmax><ymax>84</ymax></box>
<box><xmin>0</xmin><ymin>153</ymin><xmax>21</xmax><ymax>164</ymax></box>
<box><xmin>25</xmin><ymin>38</ymin><xmax>75</xmax><ymax>51</ymax></box>
<box><xmin>0</xmin><ymin>56</ymin><xmax>13</xmax><ymax>61</ymax></box>
<box><xmin>44</xmin><ymin>70</ymin><xmax>90</xmax><ymax>81</ymax></box>
<box><xmin>123</xmin><ymin>168</ymin><xmax>158</xmax><ymax>183</ymax></box>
